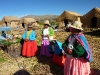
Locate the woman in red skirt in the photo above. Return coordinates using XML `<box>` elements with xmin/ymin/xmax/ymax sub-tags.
<box><xmin>22</xmin><ymin>23</ymin><xmax>38</xmax><ymax>57</ymax></box>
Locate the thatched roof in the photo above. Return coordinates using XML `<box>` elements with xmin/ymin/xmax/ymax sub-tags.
<box><xmin>81</xmin><ymin>7</ymin><xmax>100</xmax><ymax>28</ymax></box>
<box><xmin>0</xmin><ymin>16</ymin><xmax>20</xmax><ymax>25</ymax></box>
<box><xmin>20</xmin><ymin>18</ymin><xmax>36</xmax><ymax>24</ymax></box>
<box><xmin>56</xmin><ymin>10</ymin><xmax>81</xmax><ymax>22</ymax></box>
<box><xmin>82</xmin><ymin>7</ymin><xmax>100</xmax><ymax>19</ymax></box>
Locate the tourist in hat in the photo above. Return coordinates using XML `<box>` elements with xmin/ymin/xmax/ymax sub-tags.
<box><xmin>22</xmin><ymin>23</ymin><xmax>38</xmax><ymax>57</ymax></box>
<box><xmin>62</xmin><ymin>21</ymin><xmax>92</xmax><ymax>75</ymax></box>
<box><xmin>48</xmin><ymin>38</ymin><xmax>66</xmax><ymax>66</ymax></box>
<box><xmin>40</xmin><ymin>20</ymin><xmax>54</xmax><ymax>57</ymax></box>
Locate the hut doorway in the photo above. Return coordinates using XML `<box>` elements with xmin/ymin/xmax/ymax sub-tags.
<box><xmin>22</xmin><ymin>23</ymin><xmax>25</xmax><ymax>28</ymax></box>
<box><xmin>64</xmin><ymin>19</ymin><xmax>68</xmax><ymax>27</ymax></box>
<box><xmin>5</xmin><ymin>21</ymin><xmax>7</xmax><ymax>26</ymax></box>
<box><xmin>91</xmin><ymin>17</ymin><xmax>97</xmax><ymax>28</ymax></box>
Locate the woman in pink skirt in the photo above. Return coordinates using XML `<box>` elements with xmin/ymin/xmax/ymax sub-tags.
<box><xmin>62</xmin><ymin>21</ymin><xmax>92</xmax><ymax>75</ymax></box>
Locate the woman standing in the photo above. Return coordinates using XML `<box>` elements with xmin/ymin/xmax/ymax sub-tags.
<box><xmin>40</xmin><ymin>20</ymin><xmax>54</xmax><ymax>57</ymax></box>
<box><xmin>22</xmin><ymin>23</ymin><xmax>38</xmax><ymax>57</ymax></box>
<box><xmin>62</xmin><ymin>21</ymin><xmax>92</xmax><ymax>75</ymax></box>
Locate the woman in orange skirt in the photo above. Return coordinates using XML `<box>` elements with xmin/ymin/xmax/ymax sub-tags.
<box><xmin>22</xmin><ymin>23</ymin><xmax>38</xmax><ymax>57</ymax></box>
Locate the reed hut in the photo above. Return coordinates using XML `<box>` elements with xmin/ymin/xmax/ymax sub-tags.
<box><xmin>56</xmin><ymin>11</ymin><xmax>81</xmax><ymax>27</ymax></box>
<box><xmin>0</xmin><ymin>16</ymin><xmax>20</xmax><ymax>27</ymax></box>
<box><xmin>20</xmin><ymin>18</ymin><xmax>36</xmax><ymax>29</ymax></box>
<box><xmin>81</xmin><ymin>7</ymin><xmax>100</xmax><ymax>28</ymax></box>
<box><xmin>0</xmin><ymin>16</ymin><xmax>21</xmax><ymax>36</ymax></box>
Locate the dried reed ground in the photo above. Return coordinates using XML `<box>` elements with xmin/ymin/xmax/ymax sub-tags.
<box><xmin>0</xmin><ymin>30</ymin><xmax>100</xmax><ymax>75</ymax></box>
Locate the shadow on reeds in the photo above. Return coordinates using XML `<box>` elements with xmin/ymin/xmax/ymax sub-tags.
<box><xmin>36</xmin><ymin>46</ymin><xmax>64</xmax><ymax>75</ymax></box>
<box><xmin>90</xmin><ymin>68</ymin><xmax>100</xmax><ymax>75</ymax></box>
<box><xmin>84</xmin><ymin>29</ymin><xmax>100</xmax><ymax>37</ymax></box>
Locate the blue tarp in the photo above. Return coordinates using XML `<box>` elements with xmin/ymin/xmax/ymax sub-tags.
<box><xmin>6</xmin><ymin>34</ymin><xmax>12</xmax><ymax>39</ymax></box>
<box><xmin>0</xmin><ymin>26</ymin><xmax>12</xmax><ymax>41</ymax></box>
<box><xmin>0</xmin><ymin>34</ymin><xmax>12</xmax><ymax>41</ymax></box>
<box><xmin>0</xmin><ymin>26</ymin><xmax>11</xmax><ymax>31</ymax></box>
<box><xmin>0</xmin><ymin>35</ymin><xmax>6</xmax><ymax>41</ymax></box>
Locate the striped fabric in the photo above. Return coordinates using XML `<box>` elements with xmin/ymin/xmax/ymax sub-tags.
<box><xmin>72</xmin><ymin>33</ymin><xmax>92</xmax><ymax>62</ymax></box>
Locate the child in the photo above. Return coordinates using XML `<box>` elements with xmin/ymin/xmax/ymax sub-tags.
<box><xmin>48</xmin><ymin>39</ymin><xmax>66</xmax><ymax>66</ymax></box>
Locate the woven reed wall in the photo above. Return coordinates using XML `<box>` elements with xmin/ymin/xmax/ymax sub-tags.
<box><xmin>81</xmin><ymin>7</ymin><xmax>100</xmax><ymax>28</ymax></box>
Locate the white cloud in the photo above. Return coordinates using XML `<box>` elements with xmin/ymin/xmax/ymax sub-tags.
<box><xmin>17</xmin><ymin>15</ymin><xmax>24</xmax><ymax>18</ymax></box>
<box><xmin>18</xmin><ymin>14</ymin><xmax>30</xmax><ymax>18</ymax></box>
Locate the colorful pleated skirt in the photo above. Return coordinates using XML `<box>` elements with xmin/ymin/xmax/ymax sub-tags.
<box><xmin>64</xmin><ymin>57</ymin><xmax>90</xmax><ymax>75</ymax></box>
<box><xmin>40</xmin><ymin>39</ymin><xmax>52</xmax><ymax>57</ymax></box>
<box><xmin>22</xmin><ymin>40</ymin><xmax>38</xmax><ymax>57</ymax></box>
<box><xmin>53</xmin><ymin>54</ymin><xmax>66</xmax><ymax>66</ymax></box>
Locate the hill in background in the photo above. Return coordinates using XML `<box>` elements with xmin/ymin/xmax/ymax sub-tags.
<box><xmin>21</xmin><ymin>15</ymin><xmax>59</xmax><ymax>21</ymax></box>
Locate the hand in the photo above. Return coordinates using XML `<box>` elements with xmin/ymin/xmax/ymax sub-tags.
<box><xmin>25</xmin><ymin>38</ymin><xmax>29</xmax><ymax>41</ymax></box>
<box><xmin>44</xmin><ymin>35</ymin><xmax>49</xmax><ymax>37</ymax></box>
<box><xmin>67</xmin><ymin>48</ymin><xmax>72</xmax><ymax>54</ymax></box>
<box><xmin>62</xmin><ymin>51</ymin><xmax>66</xmax><ymax>55</ymax></box>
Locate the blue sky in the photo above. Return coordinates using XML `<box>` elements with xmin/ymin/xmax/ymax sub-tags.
<box><xmin>0</xmin><ymin>0</ymin><xmax>100</xmax><ymax>20</ymax></box>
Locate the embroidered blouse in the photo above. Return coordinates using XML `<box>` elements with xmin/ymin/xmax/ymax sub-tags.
<box><xmin>22</xmin><ymin>30</ymin><xmax>36</xmax><ymax>40</ymax></box>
